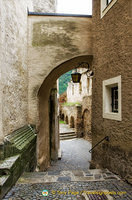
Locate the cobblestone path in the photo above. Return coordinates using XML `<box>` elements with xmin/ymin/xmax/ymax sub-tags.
<box><xmin>49</xmin><ymin>138</ymin><xmax>92</xmax><ymax>171</ymax></box>
<box><xmin>3</xmin><ymin>138</ymin><xmax>132</xmax><ymax>199</ymax></box>
<box><xmin>3</xmin><ymin>179</ymin><xmax>132</xmax><ymax>200</ymax></box>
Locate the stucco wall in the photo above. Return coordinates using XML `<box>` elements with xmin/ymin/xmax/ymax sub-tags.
<box><xmin>28</xmin><ymin>15</ymin><xmax>93</xmax><ymax>126</ymax></box>
<box><xmin>32</xmin><ymin>0</ymin><xmax>56</xmax><ymax>12</ymax></box>
<box><xmin>27</xmin><ymin>15</ymin><xmax>92</xmax><ymax>169</ymax></box>
<box><xmin>92</xmin><ymin>0</ymin><xmax>132</xmax><ymax>182</ymax></box>
<box><xmin>0</xmin><ymin>0</ymin><xmax>33</xmax><ymax>142</ymax></box>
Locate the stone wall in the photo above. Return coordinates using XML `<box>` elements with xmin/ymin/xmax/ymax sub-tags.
<box><xmin>60</xmin><ymin>95</ymin><xmax>92</xmax><ymax>139</ymax></box>
<box><xmin>92</xmin><ymin>0</ymin><xmax>132</xmax><ymax>183</ymax></box>
<box><xmin>82</xmin><ymin>96</ymin><xmax>92</xmax><ymax>139</ymax></box>
<box><xmin>60</xmin><ymin>104</ymin><xmax>82</xmax><ymax>137</ymax></box>
<box><xmin>0</xmin><ymin>0</ymin><xmax>33</xmax><ymax>142</ymax></box>
<box><xmin>32</xmin><ymin>0</ymin><xmax>56</xmax><ymax>12</ymax></box>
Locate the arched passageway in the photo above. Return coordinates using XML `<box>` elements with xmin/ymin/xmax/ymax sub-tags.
<box><xmin>60</xmin><ymin>113</ymin><xmax>64</xmax><ymax>121</ymax></box>
<box><xmin>70</xmin><ymin>116</ymin><xmax>75</xmax><ymax>128</ymax></box>
<box><xmin>65</xmin><ymin>116</ymin><xmax>68</xmax><ymax>124</ymax></box>
<box><xmin>82</xmin><ymin>109</ymin><xmax>91</xmax><ymax>140</ymax></box>
<box><xmin>38</xmin><ymin>55</ymin><xmax>93</xmax><ymax>170</ymax></box>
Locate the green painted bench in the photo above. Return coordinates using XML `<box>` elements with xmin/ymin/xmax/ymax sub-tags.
<box><xmin>4</xmin><ymin>125</ymin><xmax>36</xmax><ymax>158</ymax></box>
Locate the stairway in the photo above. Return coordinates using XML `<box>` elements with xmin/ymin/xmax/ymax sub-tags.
<box><xmin>3</xmin><ymin>137</ymin><xmax>132</xmax><ymax>200</ymax></box>
<box><xmin>59</xmin><ymin>124</ymin><xmax>77</xmax><ymax>140</ymax></box>
<box><xmin>60</xmin><ymin>132</ymin><xmax>77</xmax><ymax>140</ymax></box>
<box><xmin>3</xmin><ymin>168</ymin><xmax>132</xmax><ymax>200</ymax></box>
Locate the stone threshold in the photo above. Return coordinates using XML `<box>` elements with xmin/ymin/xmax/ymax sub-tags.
<box><xmin>18</xmin><ymin>168</ymin><xmax>120</xmax><ymax>184</ymax></box>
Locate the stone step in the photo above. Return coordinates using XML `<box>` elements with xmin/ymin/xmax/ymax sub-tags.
<box><xmin>60</xmin><ymin>134</ymin><xmax>77</xmax><ymax>140</ymax></box>
<box><xmin>60</xmin><ymin>131</ymin><xmax>75</xmax><ymax>135</ymax></box>
<box><xmin>60</xmin><ymin>136</ymin><xmax>77</xmax><ymax>140</ymax></box>
<box><xmin>60</xmin><ymin>132</ymin><xmax>76</xmax><ymax>137</ymax></box>
<box><xmin>60</xmin><ymin>131</ymin><xmax>77</xmax><ymax>140</ymax></box>
<box><xmin>17</xmin><ymin>169</ymin><xmax>120</xmax><ymax>184</ymax></box>
<box><xmin>0</xmin><ymin>155</ymin><xmax>20</xmax><ymax>199</ymax></box>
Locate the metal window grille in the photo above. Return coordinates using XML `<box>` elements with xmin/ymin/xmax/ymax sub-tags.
<box><xmin>106</xmin><ymin>0</ymin><xmax>112</xmax><ymax>6</ymax></box>
<box><xmin>111</xmin><ymin>86</ymin><xmax>118</xmax><ymax>113</ymax></box>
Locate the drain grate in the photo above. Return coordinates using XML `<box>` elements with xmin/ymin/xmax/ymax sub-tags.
<box><xmin>82</xmin><ymin>190</ymin><xmax>113</xmax><ymax>200</ymax></box>
<box><xmin>87</xmin><ymin>193</ymin><xmax>108</xmax><ymax>200</ymax></box>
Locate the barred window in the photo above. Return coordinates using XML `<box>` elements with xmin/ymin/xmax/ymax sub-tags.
<box><xmin>111</xmin><ymin>86</ymin><xmax>118</xmax><ymax>113</ymax></box>
<box><xmin>103</xmin><ymin>75</ymin><xmax>121</xmax><ymax>121</ymax></box>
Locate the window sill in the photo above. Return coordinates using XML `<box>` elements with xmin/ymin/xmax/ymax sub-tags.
<box><xmin>102</xmin><ymin>1</ymin><xmax>113</xmax><ymax>13</ymax></box>
<box><xmin>103</xmin><ymin>112</ymin><xmax>122</xmax><ymax>121</ymax></box>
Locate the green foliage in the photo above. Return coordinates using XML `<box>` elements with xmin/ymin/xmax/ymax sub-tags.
<box><xmin>62</xmin><ymin>102</ymin><xmax>81</xmax><ymax>106</ymax></box>
<box><xmin>59</xmin><ymin>120</ymin><xmax>66</xmax><ymax>124</ymax></box>
<box><xmin>59</xmin><ymin>70</ymin><xmax>72</xmax><ymax>94</ymax></box>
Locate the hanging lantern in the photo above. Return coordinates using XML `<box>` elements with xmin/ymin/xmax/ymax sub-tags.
<box><xmin>71</xmin><ymin>62</ymin><xmax>94</xmax><ymax>83</ymax></box>
<box><xmin>71</xmin><ymin>72</ymin><xmax>81</xmax><ymax>83</ymax></box>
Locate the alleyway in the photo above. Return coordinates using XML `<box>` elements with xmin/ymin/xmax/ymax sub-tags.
<box><xmin>3</xmin><ymin>131</ymin><xmax>132</xmax><ymax>200</ymax></box>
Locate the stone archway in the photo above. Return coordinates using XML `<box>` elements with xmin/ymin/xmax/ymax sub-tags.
<box><xmin>37</xmin><ymin>55</ymin><xmax>93</xmax><ymax>170</ymax></box>
<box><xmin>82</xmin><ymin>109</ymin><xmax>91</xmax><ymax>140</ymax></box>
<box><xmin>70</xmin><ymin>116</ymin><xmax>75</xmax><ymax>128</ymax></box>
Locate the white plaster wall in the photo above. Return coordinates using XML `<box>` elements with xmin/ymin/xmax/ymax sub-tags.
<box><xmin>32</xmin><ymin>0</ymin><xmax>56</xmax><ymax>12</ymax></box>
<box><xmin>67</xmin><ymin>68</ymin><xmax>92</xmax><ymax>103</ymax></box>
<box><xmin>0</xmin><ymin>0</ymin><xmax>3</xmax><ymax>142</ymax></box>
<box><xmin>28</xmin><ymin>0</ymin><xmax>34</xmax><ymax>11</ymax></box>
<box><xmin>0</xmin><ymin>0</ymin><xmax>33</xmax><ymax>140</ymax></box>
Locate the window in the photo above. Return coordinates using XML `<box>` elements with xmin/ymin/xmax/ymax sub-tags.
<box><xmin>101</xmin><ymin>0</ymin><xmax>118</xmax><ymax>18</ymax></box>
<box><xmin>103</xmin><ymin>75</ymin><xmax>121</xmax><ymax>121</ymax></box>
<box><xmin>111</xmin><ymin>86</ymin><xmax>118</xmax><ymax>113</ymax></box>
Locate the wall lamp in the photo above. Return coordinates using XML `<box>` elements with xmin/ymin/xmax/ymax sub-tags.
<box><xmin>71</xmin><ymin>62</ymin><xmax>94</xmax><ymax>83</ymax></box>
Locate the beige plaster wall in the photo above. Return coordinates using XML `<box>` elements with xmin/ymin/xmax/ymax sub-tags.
<box><xmin>0</xmin><ymin>0</ymin><xmax>33</xmax><ymax>142</ymax></box>
<box><xmin>27</xmin><ymin>15</ymin><xmax>92</xmax><ymax>169</ymax></box>
<box><xmin>28</xmin><ymin>15</ymin><xmax>93</xmax><ymax>126</ymax></box>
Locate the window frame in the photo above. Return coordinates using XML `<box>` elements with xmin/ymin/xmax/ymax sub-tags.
<box><xmin>101</xmin><ymin>0</ymin><xmax>118</xmax><ymax>18</ymax></box>
<box><xmin>103</xmin><ymin>75</ymin><xmax>122</xmax><ymax>121</ymax></box>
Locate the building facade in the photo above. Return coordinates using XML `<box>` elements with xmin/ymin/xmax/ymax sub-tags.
<box><xmin>67</xmin><ymin>68</ymin><xmax>92</xmax><ymax>103</ymax></box>
<box><xmin>60</xmin><ymin>68</ymin><xmax>92</xmax><ymax>138</ymax></box>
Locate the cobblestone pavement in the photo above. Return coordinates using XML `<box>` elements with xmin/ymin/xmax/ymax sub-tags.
<box><xmin>49</xmin><ymin>138</ymin><xmax>92</xmax><ymax>171</ymax></box>
<box><xmin>59</xmin><ymin>124</ymin><xmax>75</xmax><ymax>134</ymax></box>
<box><xmin>3</xmin><ymin>180</ymin><xmax>132</xmax><ymax>200</ymax></box>
<box><xmin>3</xmin><ymin>138</ymin><xmax>132</xmax><ymax>199</ymax></box>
